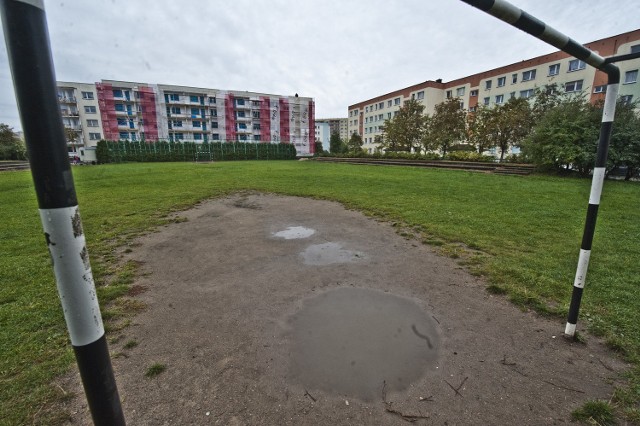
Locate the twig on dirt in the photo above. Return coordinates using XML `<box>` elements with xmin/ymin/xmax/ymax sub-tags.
<box><xmin>431</xmin><ymin>315</ymin><xmax>440</xmax><ymax>324</ymax></box>
<box><xmin>55</xmin><ymin>383</ymin><xmax>67</xmax><ymax>395</ymax></box>
<box><xmin>303</xmin><ymin>389</ymin><xmax>317</xmax><ymax>402</ymax></box>
<box><xmin>384</xmin><ymin>406</ymin><xmax>430</xmax><ymax>423</ymax></box>
<box><xmin>597</xmin><ymin>357</ymin><xmax>614</xmax><ymax>372</ymax></box>
<box><xmin>418</xmin><ymin>395</ymin><xmax>434</xmax><ymax>402</ymax></box>
<box><xmin>541</xmin><ymin>380</ymin><xmax>584</xmax><ymax>394</ymax></box>
<box><xmin>411</xmin><ymin>324</ymin><xmax>433</xmax><ymax>349</ymax></box>
<box><xmin>500</xmin><ymin>354</ymin><xmax>516</xmax><ymax>366</ymax></box>
<box><xmin>444</xmin><ymin>377</ymin><xmax>468</xmax><ymax>397</ymax></box>
<box><xmin>382</xmin><ymin>380</ymin><xmax>388</xmax><ymax>403</ymax></box>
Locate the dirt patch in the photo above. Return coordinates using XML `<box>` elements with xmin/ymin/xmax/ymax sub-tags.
<box><xmin>61</xmin><ymin>193</ymin><xmax>628</xmax><ymax>425</ymax></box>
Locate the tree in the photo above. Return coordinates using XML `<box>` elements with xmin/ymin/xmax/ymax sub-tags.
<box><xmin>523</xmin><ymin>96</ymin><xmax>599</xmax><ymax>175</ymax></box>
<box><xmin>424</xmin><ymin>98</ymin><xmax>466</xmax><ymax>157</ymax></box>
<box><xmin>346</xmin><ymin>133</ymin><xmax>363</xmax><ymax>154</ymax></box>
<box><xmin>329</xmin><ymin>131</ymin><xmax>345</xmax><ymax>154</ymax></box>
<box><xmin>467</xmin><ymin>105</ymin><xmax>496</xmax><ymax>154</ymax></box>
<box><xmin>606</xmin><ymin>99</ymin><xmax>640</xmax><ymax>180</ymax></box>
<box><xmin>0</xmin><ymin>123</ymin><xmax>26</xmax><ymax>161</ymax></box>
<box><xmin>491</xmin><ymin>98</ymin><xmax>533</xmax><ymax>162</ymax></box>
<box><xmin>380</xmin><ymin>99</ymin><xmax>427</xmax><ymax>153</ymax></box>
<box><xmin>314</xmin><ymin>141</ymin><xmax>324</xmax><ymax>155</ymax></box>
<box><xmin>64</xmin><ymin>127</ymin><xmax>79</xmax><ymax>154</ymax></box>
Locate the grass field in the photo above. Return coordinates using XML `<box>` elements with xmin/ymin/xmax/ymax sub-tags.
<box><xmin>1</xmin><ymin>161</ymin><xmax>639</xmax><ymax>424</ymax></box>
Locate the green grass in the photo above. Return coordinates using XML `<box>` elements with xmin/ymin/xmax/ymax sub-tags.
<box><xmin>572</xmin><ymin>400</ymin><xmax>615</xmax><ymax>425</ymax></box>
<box><xmin>1</xmin><ymin>161</ymin><xmax>639</xmax><ymax>424</ymax></box>
<box><xmin>144</xmin><ymin>363</ymin><xmax>166</xmax><ymax>378</ymax></box>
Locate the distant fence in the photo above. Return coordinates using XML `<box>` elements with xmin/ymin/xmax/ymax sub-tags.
<box><xmin>96</xmin><ymin>140</ymin><xmax>298</xmax><ymax>164</ymax></box>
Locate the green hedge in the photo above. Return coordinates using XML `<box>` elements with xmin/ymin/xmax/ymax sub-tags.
<box><xmin>96</xmin><ymin>140</ymin><xmax>297</xmax><ymax>164</ymax></box>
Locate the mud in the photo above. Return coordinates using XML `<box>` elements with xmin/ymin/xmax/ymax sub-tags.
<box><xmin>59</xmin><ymin>193</ymin><xmax>629</xmax><ymax>425</ymax></box>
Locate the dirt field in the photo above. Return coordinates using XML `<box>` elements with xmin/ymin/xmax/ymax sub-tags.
<box><xmin>62</xmin><ymin>193</ymin><xmax>628</xmax><ymax>425</ymax></box>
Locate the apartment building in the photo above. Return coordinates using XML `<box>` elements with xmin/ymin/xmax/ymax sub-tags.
<box><xmin>349</xmin><ymin>29</ymin><xmax>640</xmax><ymax>153</ymax></box>
<box><xmin>57</xmin><ymin>80</ymin><xmax>316</xmax><ymax>156</ymax></box>
<box><xmin>315</xmin><ymin>121</ymin><xmax>331</xmax><ymax>152</ymax></box>
<box><xmin>57</xmin><ymin>81</ymin><xmax>104</xmax><ymax>152</ymax></box>
<box><xmin>316</xmin><ymin>118</ymin><xmax>348</xmax><ymax>141</ymax></box>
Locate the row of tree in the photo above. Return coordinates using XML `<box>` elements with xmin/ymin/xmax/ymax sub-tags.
<box><xmin>373</xmin><ymin>84</ymin><xmax>640</xmax><ymax>178</ymax></box>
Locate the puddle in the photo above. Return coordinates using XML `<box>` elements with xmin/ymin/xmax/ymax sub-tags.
<box><xmin>300</xmin><ymin>242</ymin><xmax>365</xmax><ymax>265</ymax></box>
<box><xmin>273</xmin><ymin>226</ymin><xmax>316</xmax><ymax>240</ymax></box>
<box><xmin>288</xmin><ymin>287</ymin><xmax>439</xmax><ymax>400</ymax></box>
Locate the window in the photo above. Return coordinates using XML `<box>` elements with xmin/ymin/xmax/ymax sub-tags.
<box><xmin>168</xmin><ymin>93</ymin><xmax>179</xmax><ymax>102</ymax></box>
<box><xmin>118</xmin><ymin>132</ymin><xmax>128</xmax><ymax>140</ymax></box>
<box><xmin>194</xmin><ymin>133</ymin><xmax>202</xmax><ymax>140</ymax></box>
<box><xmin>171</xmin><ymin>106</ymin><xmax>181</xmax><ymax>114</ymax></box>
<box><xmin>495</xmin><ymin>94</ymin><xmax>504</xmax><ymax>104</ymax></box>
<box><xmin>522</xmin><ymin>69</ymin><xmax>536</xmax><ymax>81</ymax></box>
<box><xmin>512</xmin><ymin>74</ymin><xmax>517</xmax><ymax>84</ymax></box>
<box><xmin>509</xmin><ymin>92</ymin><xmax>516</xmax><ymax>99</ymax></box>
<box><xmin>624</xmin><ymin>69</ymin><xmax>638</xmax><ymax>84</ymax></box>
<box><xmin>470</xmin><ymin>89</ymin><xmax>478</xmax><ymax>97</ymax></box>
<box><xmin>172</xmin><ymin>120</ymin><xmax>183</xmax><ymax>127</ymax></box>
<box><xmin>378</xmin><ymin>114</ymin><xmax>383</xmax><ymax>120</ymax></box>
<box><xmin>497</xmin><ymin>77</ymin><xmax>506</xmax><ymax>87</ymax></box>
<box><xmin>253</xmin><ymin>135</ymin><xmax>261</xmax><ymax>141</ymax></box>
<box><xmin>210</xmin><ymin>108</ymin><xmax>217</xmax><ymax>117</ymax></box>
<box><xmin>469</xmin><ymin>106</ymin><xmax>477</xmax><ymax>112</ymax></box>
<box><xmin>237</xmin><ymin>123</ymin><xmax>247</xmax><ymax>130</ymax></box>
<box><xmin>112</xmin><ymin>89</ymin><xmax>123</xmax><ymax>98</ymax></box>
<box><xmin>568</xmin><ymin>59</ymin><xmax>586</xmax><ymax>72</ymax></box>
<box><xmin>379</xmin><ymin>102</ymin><xmax>384</xmax><ymax>109</ymax></box>
<box><xmin>459</xmin><ymin>101</ymin><xmax>464</xmax><ymax>110</ymax></box>
<box><xmin>89</xmin><ymin>133</ymin><xmax>101</xmax><ymax>140</ymax></box>
<box><xmin>174</xmin><ymin>133</ymin><xmax>184</xmax><ymax>140</ymax></box>
<box><xmin>193</xmin><ymin>121</ymin><xmax>201</xmax><ymax>127</ymax></box>
<box><xmin>620</xmin><ymin>95</ymin><xmax>633</xmax><ymax>105</ymax></box>
<box><xmin>445</xmin><ymin>90</ymin><xmax>452</xmax><ymax>99</ymax></box>
<box><xmin>387</xmin><ymin>112</ymin><xmax>391</xmax><ymax>119</ymax></box>
<box><xmin>236</xmin><ymin>99</ymin><xmax>245</xmax><ymax>106</ymax></box>
<box><xmin>565</xmin><ymin>80</ymin><xmax>583</xmax><ymax>92</ymax></box>
<box><xmin>365</xmin><ymin>117</ymin><xmax>368</xmax><ymax>124</ymax></box>
<box><xmin>115</xmin><ymin>103</ymin><xmax>124</xmax><ymax>112</ymax></box>
<box><xmin>253</xmin><ymin>123</ymin><xmax>261</xmax><ymax>130</ymax></box>
<box><xmin>209</xmin><ymin>97</ymin><xmax>216</xmax><ymax>104</ymax></box>
<box><xmin>252</xmin><ymin>111</ymin><xmax>260</xmax><ymax>118</ymax></box>
<box><xmin>548</xmin><ymin>63</ymin><xmax>560</xmax><ymax>76</ymax></box>
<box><xmin>483</xmin><ymin>97</ymin><xmax>490</xmax><ymax>105</ymax></box>
<box><xmin>190</xmin><ymin>95</ymin><xmax>199</xmax><ymax>103</ymax></box>
<box><xmin>485</xmin><ymin>80</ymin><xmax>492</xmax><ymax>90</ymax></box>
<box><xmin>456</xmin><ymin>87</ymin><xmax>465</xmax><ymax>97</ymax></box>
<box><xmin>130</xmin><ymin>133</ymin><xmax>137</xmax><ymax>141</ymax></box>
<box><xmin>84</xmin><ymin>106</ymin><xmax>96</xmax><ymax>114</ymax></box>
<box><xmin>117</xmin><ymin>118</ymin><xmax>127</xmax><ymax>126</ymax></box>
<box><xmin>520</xmin><ymin>89</ymin><xmax>534</xmax><ymax>98</ymax></box>
<box><xmin>387</xmin><ymin>100</ymin><xmax>392</xmax><ymax>107</ymax></box>
<box><xmin>394</xmin><ymin>98</ymin><xmax>400</xmax><ymax>105</ymax></box>
<box><xmin>593</xmin><ymin>85</ymin><xmax>606</xmax><ymax>94</ymax></box>
<box><xmin>365</xmin><ymin>106</ymin><xmax>369</xmax><ymax>113</ymax></box>
<box><xmin>236</xmin><ymin>110</ymin><xmax>245</xmax><ymax>118</ymax></box>
<box><xmin>212</xmin><ymin>133</ymin><xmax>220</xmax><ymax>140</ymax></box>
<box><xmin>417</xmin><ymin>91</ymin><xmax>425</xmax><ymax>100</ymax></box>
<box><xmin>81</xmin><ymin>91</ymin><xmax>94</xmax><ymax>100</ymax></box>
<box><xmin>87</xmin><ymin>119</ymin><xmax>99</xmax><ymax>127</ymax></box>
<box><xmin>631</xmin><ymin>44</ymin><xmax>640</xmax><ymax>54</ymax></box>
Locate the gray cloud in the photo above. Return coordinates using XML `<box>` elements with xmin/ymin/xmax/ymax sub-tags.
<box><xmin>1</xmin><ymin>0</ymin><xmax>638</xmax><ymax>130</ymax></box>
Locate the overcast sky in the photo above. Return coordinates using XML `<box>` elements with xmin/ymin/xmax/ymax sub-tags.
<box><xmin>1</xmin><ymin>0</ymin><xmax>639</xmax><ymax>131</ymax></box>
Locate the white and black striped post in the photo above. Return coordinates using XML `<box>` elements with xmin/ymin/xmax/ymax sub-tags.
<box><xmin>0</xmin><ymin>1</ymin><xmax>125</xmax><ymax>424</ymax></box>
<box><xmin>460</xmin><ymin>0</ymin><xmax>620</xmax><ymax>338</ymax></box>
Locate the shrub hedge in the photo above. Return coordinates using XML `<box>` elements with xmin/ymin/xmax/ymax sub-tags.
<box><xmin>96</xmin><ymin>140</ymin><xmax>298</xmax><ymax>164</ymax></box>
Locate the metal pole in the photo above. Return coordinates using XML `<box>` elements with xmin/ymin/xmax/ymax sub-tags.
<box><xmin>0</xmin><ymin>1</ymin><xmax>125</xmax><ymax>424</ymax></box>
<box><xmin>460</xmin><ymin>0</ymin><xmax>620</xmax><ymax>337</ymax></box>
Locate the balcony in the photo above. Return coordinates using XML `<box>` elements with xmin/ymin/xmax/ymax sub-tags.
<box><xmin>236</xmin><ymin>127</ymin><xmax>252</xmax><ymax>134</ymax></box>
<box><xmin>58</xmin><ymin>96</ymin><xmax>77</xmax><ymax>104</ymax></box>
<box><xmin>60</xmin><ymin>109</ymin><xmax>80</xmax><ymax>117</ymax></box>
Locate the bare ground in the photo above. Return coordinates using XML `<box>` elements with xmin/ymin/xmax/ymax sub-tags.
<box><xmin>60</xmin><ymin>193</ymin><xmax>628</xmax><ymax>425</ymax></box>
